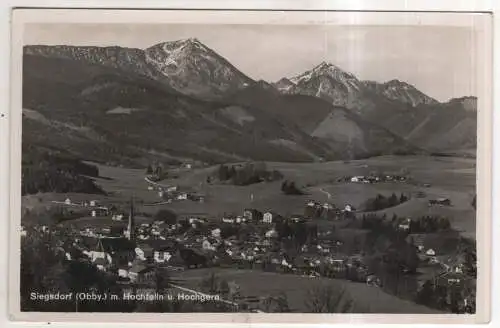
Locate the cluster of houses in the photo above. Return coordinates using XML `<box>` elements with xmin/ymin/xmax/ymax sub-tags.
<box><xmin>25</xmin><ymin>187</ymin><xmax>472</xmax><ymax>313</ymax></box>
<box><xmin>56</xmin><ymin>198</ymin><xmax>111</xmax><ymax>218</ymax></box>
<box><xmin>146</xmin><ymin>183</ymin><xmax>205</xmax><ymax>204</ymax></box>
<box><xmin>342</xmin><ymin>174</ymin><xmax>408</xmax><ymax>184</ymax></box>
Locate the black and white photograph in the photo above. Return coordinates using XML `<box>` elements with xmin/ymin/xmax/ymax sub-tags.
<box><xmin>9</xmin><ymin>9</ymin><xmax>492</xmax><ymax>322</ymax></box>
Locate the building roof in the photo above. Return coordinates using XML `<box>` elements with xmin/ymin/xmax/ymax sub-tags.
<box><xmin>94</xmin><ymin>257</ymin><xmax>109</xmax><ymax>266</ymax></box>
<box><xmin>129</xmin><ymin>263</ymin><xmax>152</xmax><ymax>274</ymax></box>
<box><xmin>142</xmin><ymin>239</ymin><xmax>178</xmax><ymax>251</ymax></box>
<box><xmin>96</xmin><ymin>237</ymin><xmax>136</xmax><ymax>253</ymax></box>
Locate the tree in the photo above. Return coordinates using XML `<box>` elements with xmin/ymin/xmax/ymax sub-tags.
<box><xmin>416</xmin><ymin>280</ymin><xmax>435</xmax><ymax>307</ymax></box>
<box><xmin>304</xmin><ymin>283</ymin><xmax>353</xmax><ymax>313</ymax></box>
<box><xmin>281</xmin><ymin>180</ymin><xmax>288</xmax><ymax>192</ymax></box>
<box><xmin>218</xmin><ymin>164</ymin><xmax>229</xmax><ymax>181</ymax></box>
<box><xmin>154</xmin><ymin>209</ymin><xmax>178</xmax><ymax>225</ymax></box>
<box><xmin>388</xmin><ymin>193</ymin><xmax>399</xmax><ymax>207</ymax></box>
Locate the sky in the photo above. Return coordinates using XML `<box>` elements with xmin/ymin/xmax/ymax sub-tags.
<box><xmin>24</xmin><ymin>23</ymin><xmax>479</xmax><ymax>102</ymax></box>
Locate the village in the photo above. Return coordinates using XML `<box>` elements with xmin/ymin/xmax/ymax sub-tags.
<box><xmin>21</xmin><ymin>165</ymin><xmax>476</xmax><ymax>313</ymax></box>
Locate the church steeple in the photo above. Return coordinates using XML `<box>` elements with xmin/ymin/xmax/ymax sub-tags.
<box><xmin>127</xmin><ymin>196</ymin><xmax>135</xmax><ymax>241</ymax></box>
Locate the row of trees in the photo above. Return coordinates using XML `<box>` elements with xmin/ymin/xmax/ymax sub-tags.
<box><xmin>360</xmin><ymin>213</ymin><xmax>451</xmax><ymax>235</ymax></box>
<box><xmin>22</xmin><ymin>152</ymin><xmax>104</xmax><ymax>196</ymax></box>
<box><xmin>145</xmin><ymin>162</ymin><xmax>166</xmax><ymax>181</ymax></box>
<box><xmin>216</xmin><ymin>162</ymin><xmax>283</xmax><ymax>186</ymax></box>
<box><xmin>417</xmin><ymin>280</ymin><xmax>475</xmax><ymax>314</ymax></box>
<box><xmin>408</xmin><ymin>215</ymin><xmax>451</xmax><ymax>233</ymax></box>
<box><xmin>21</xmin><ymin>233</ymin><xmax>134</xmax><ymax>312</ymax></box>
<box><xmin>275</xmin><ymin>220</ymin><xmax>318</xmax><ymax>248</ymax></box>
<box><xmin>363</xmin><ymin>193</ymin><xmax>409</xmax><ymax>212</ymax></box>
<box><xmin>281</xmin><ymin>180</ymin><xmax>305</xmax><ymax>195</ymax></box>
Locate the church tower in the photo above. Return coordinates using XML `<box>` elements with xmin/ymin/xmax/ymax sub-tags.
<box><xmin>127</xmin><ymin>196</ymin><xmax>135</xmax><ymax>241</ymax></box>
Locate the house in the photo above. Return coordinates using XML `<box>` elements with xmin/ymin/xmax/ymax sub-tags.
<box><xmin>202</xmin><ymin>239</ymin><xmax>216</xmax><ymax>251</ymax></box>
<box><xmin>112</xmin><ymin>214</ymin><xmax>124</xmax><ymax>221</ymax></box>
<box><xmin>437</xmin><ymin>271</ymin><xmax>465</xmax><ymax>287</ymax></box>
<box><xmin>86</xmin><ymin>237</ymin><xmax>136</xmax><ymax>268</ymax></box>
<box><xmin>91</xmin><ymin>207</ymin><xmax>109</xmax><ymax>217</ymax></box>
<box><xmin>167</xmin><ymin>186</ymin><xmax>178</xmax><ymax>192</ymax></box>
<box><xmin>145</xmin><ymin>239</ymin><xmax>178</xmax><ymax>264</ymax></box>
<box><xmin>118</xmin><ymin>266</ymin><xmax>129</xmax><ymax>278</ymax></box>
<box><xmin>64</xmin><ymin>198</ymin><xmax>71</xmax><ymax>205</ymax></box>
<box><xmin>94</xmin><ymin>257</ymin><xmax>109</xmax><ymax>272</ymax></box>
<box><xmin>344</xmin><ymin>204</ymin><xmax>353</xmax><ymax>212</ymax></box>
<box><xmin>265</xmin><ymin>229</ymin><xmax>278</xmax><ymax>238</ymax></box>
<box><xmin>211</xmin><ymin>228</ymin><xmax>221</xmax><ymax>238</ymax></box>
<box><xmin>398</xmin><ymin>218</ymin><xmax>411</xmax><ymax>231</ymax></box>
<box><xmin>90</xmin><ymin>200</ymin><xmax>98</xmax><ymax>207</ymax></box>
<box><xmin>263</xmin><ymin>211</ymin><xmax>282</xmax><ymax>224</ymax></box>
<box><xmin>437</xmin><ymin>198</ymin><xmax>451</xmax><ymax>206</ymax></box>
<box><xmin>128</xmin><ymin>264</ymin><xmax>155</xmax><ymax>283</ymax></box>
<box><xmin>350</xmin><ymin>176</ymin><xmax>364</xmax><ymax>183</ymax></box>
<box><xmin>263</xmin><ymin>212</ymin><xmax>273</xmax><ymax>223</ymax></box>
<box><xmin>135</xmin><ymin>243</ymin><xmax>154</xmax><ymax>261</ymax></box>
<box><xmin>290</xmin><ymin>215</ymin><xmax>306</xmax><ymax>223</ymax></box>
<box><xmin>222</xmin><ymin>216</ymin><xmax>235</xmax><ymax>224</ymax></box>
<box><xmin>243</xmin><ymin>208</ymin><xmax>262</xmax><ymax>222</ymax></box>
<box><xmin>429</xmin><ymin>198</ymin><xmax>452</xmax><ymax>206</ymax></box>
<box><xmin>322</xmin><ymin>203</ymin><xmax>334</xmax><ymax>211</ymax></box>
<box><xmin>306</xmin><ymin>201</ymin><xmax>318</xmax><ymax>207</ymax></box>
<box><xmin>177</xmin><ymin>193</ymin><xmax>188</xmax><ymax>200</ymax></box>
<box><xmin>406</xmin><ymin>233</ymin><xmax>426</xmax><ymax>251</ymax></box>
<box><xmin>426</xmin><ymin>248</ymin><xmax>436</xmax><ymax>256</ymax></box>
<box><xmin>147</xmin><ymin>186</ymin><xmax>154</xmax><ymax>191</ymax></box>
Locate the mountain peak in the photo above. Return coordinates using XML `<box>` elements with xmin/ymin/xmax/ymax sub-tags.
<box><xmin>313</xmin><ymin>61</ymin><xmax>342</xmax><ymax>72</ymax></box>
<box><xmin>144</xmin><ymin>38</ymin><xmax>253</xmax><ymax>98</ymax></box>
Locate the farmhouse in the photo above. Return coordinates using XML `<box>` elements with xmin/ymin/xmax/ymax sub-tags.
<box><xmin>177</xmin><ymin>192</ymin><xmax>188</xmax><ymax>200</ymax></box>
<box><xmin>343</xmin><ymin>204</ymin><xmax>354</xmax><ymax>213</ymax></box>
<box><xmin>82</xmin><ymin>237</ymin><xmax>136</xmax><ymax>270</ymax></box>
<box><xmin>222</xmin><ymin>216</ymin><xmax>236</xmax><ymax>224</ymax></box>
<box><xmin>128</xmin><ymin>264</ymin><xmax>155</xmax><ymax>283</ymax></box>
<box><xmin>350</xmin><ymin>176</ymin><xmax>365</xmax><ymax>183</ymax></box>
<box><xmin>429</xmin><ymin>198</ymin><xmax>452</xmax><ymax>206</ymax></box>
<box><xmin>243</xmin><ymin>208</ymin><xmax>262</xmax><ymax>222</ymax></box>
<box><xmin>263</xmin><ymin>211</ymin><xmax>283</xmax><ymax>224</ymax></box>
<box><xmin>398</xmin><ymin>218</ymin><xmax>411</xmax><ymax>231</ymax></box>
<box><xmin>91</xmin><ymin>207</ymin><xmax>109</xmax><ymax>217</ymax></box>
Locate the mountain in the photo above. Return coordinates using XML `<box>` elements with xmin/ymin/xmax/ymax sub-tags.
<box><xmin>273</xmin><ymin>62</ymin><xmax>373</xmax><ymax>113</ymax></box>
<box><xmin>24</xmin><ymin>38</ymin><xmax>253</xmax><ymax>100</ymax></box>
<box><xmin>228</xmin><ymin>84</ymin><xmax>421</xmax><ymax>159</ymax></box>
<box><xmin>362</xmin><ymin>79</ymin><xmax>439</xmax><ymax>107</ymax></box>
<box><xmin>22</xmin><ymin>54</ymin><xmax>336</xmax><ymax>166</ymax></box>
<box><xmin>367</xmin><ymin>99</ymin><xmax>477</xmax><ymax>153</ymax></box>
<box><xmin>144</xmin><ymin>38</ymin><xmax>254</xmax><ymax>98</ymax></box>
<box><xmin>273</xmin><ymin>61</ymin><xmax>476</xmax><ymax>154</ymax></box>
<box><xmin>23</xmin><ymin>39</ymin><xmax>476</xmax><ymax>161</ymax></box>
<box><xmin>447</xmin><ymin>96</ymin><xmax>478</xmax><ymax>112</ymax></box>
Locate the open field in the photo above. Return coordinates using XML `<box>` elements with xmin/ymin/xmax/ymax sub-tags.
<box><xmin>22</xmin><ymin>155</ymin><xmax>476</xmax><ymax>238</ymax></box>
<box><xmin>170</xmin><ymin>268</ymin><xmax>442</xmax><ymax>313</ymax></box>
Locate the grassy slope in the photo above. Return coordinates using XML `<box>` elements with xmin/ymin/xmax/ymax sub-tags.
<box><xmin>47</xmin><ymin>155</ymin><xmax>475</xmax><ymax>238</ymax></box>
<box><xmin>22</xmin><ymin>55</ymin><xmax>336</xmax><ymax>166</ymax></box>
<box><xmin>171</xmin><ymin>268</ymin><xmax>442</xmax><ymax>313</ymax></box>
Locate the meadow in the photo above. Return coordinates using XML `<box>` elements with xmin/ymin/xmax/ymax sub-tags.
<box><xmin>22</xmin><ymin>155</ymin><xmax>476</xmax><ymax>238</ymax></box>
<box><xmin>170</xmin><ymin>268</ymin><xmax>442</xmax><ymax>313</ymax></box>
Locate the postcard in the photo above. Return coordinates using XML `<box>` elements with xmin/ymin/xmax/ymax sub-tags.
<box><xmin>8</xmin><ymin>8</ymin><xmax>492</xmax><ymax>324</ymax></box>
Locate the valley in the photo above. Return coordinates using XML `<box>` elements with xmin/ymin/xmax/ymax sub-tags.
<box><xmin>20</xmin><ymin>36</ymin><xmax>478</xmax><ymax>315</ymax></box>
